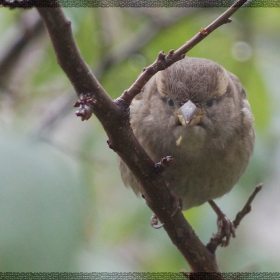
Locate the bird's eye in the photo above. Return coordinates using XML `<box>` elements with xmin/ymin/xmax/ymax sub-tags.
<box><xmin>167</xmin><ymin>98</ymin><xmax>174</xmax><ymax>106</ymax></box>
<box><xmin>206</xmin><ymin>98</ymin><xmax>214</xmax><ymax>107</ymax></box>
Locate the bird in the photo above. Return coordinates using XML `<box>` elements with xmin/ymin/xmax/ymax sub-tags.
<box><xmin>118</xmin><ymin>56</ymin><xmax>255</xmax><ymax>245</ymax></box>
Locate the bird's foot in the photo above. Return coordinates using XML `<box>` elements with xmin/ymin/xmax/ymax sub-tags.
<box><xmin>170</xmin><ymin>190</ymin><xmax>183</xmax><ymax>217</ymax></box>
<box><xmin>143</xmin><ymin>193</ymin><xmax>164</xmax><ymax>229</ymax></box>
<box><xmin>147</xmin><ymin>187</ymin><xmax>183</xmax><ymax>229</ymax></box>
<box><xmin>150</xmin><ymin>213</ymin><xmax>164</xmax><ymax>229</ymax></box>
<box><xmin>209</xmin><ymin>200</ymin><xmax>236</xmax><ymax>247</ymax></box>
<box><xmin>148</xmin><ymin>189</ymin><xmax>182</xmax><ymax>229</ymax></box>
<box><xmin>215</xmin><ymin>213</ymin><xmax>236</xmax><ymax>247</ymax></box>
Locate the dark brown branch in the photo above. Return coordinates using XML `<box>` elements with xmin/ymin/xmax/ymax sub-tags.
<box><xmin>206</xmin><ymin>184</ymin><xmax>263</xmax><ymax>254</ymax></box>
<box><xmin>119</xmin><ymin>0</ymin><xmax>249</xmax><ymax>106</ymax></box>
<box><xmin>36</xmin><ymin>8</ymin><xmax>116</xmax><ymax>115</ymax></box>
<box><xmin>37</xmin><ymin>0</ymin><xmax>249</xmax><ymax>275</ymax></box>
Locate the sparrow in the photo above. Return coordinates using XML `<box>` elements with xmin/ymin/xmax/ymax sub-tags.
<box><xmin>118</xmin><ymin>56</ymin><xmax>254</xmax><ymax>244</ymax></box>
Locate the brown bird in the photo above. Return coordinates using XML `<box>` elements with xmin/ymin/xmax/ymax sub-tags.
<box><xmin>118</xmin><ymin>57</ymin><xmax>255</xmax><ymax>245</ymax></box>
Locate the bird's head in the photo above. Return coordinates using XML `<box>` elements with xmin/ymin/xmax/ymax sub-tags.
<box><xmin>145</xmin><ymin>57</ymin><xmax>253</xmax><ymax>151</ymax></box>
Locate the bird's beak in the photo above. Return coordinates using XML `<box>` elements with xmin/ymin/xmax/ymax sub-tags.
<box><xmin>175</xmin><ymin>100</ymin><xmax>204</xmax><ymax>126</ymax></box>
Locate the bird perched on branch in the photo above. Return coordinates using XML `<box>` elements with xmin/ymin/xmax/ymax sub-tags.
<box><xmin>118</xmin><ymin>56</ymin><xmax>254</xmax><ymax>245</ymax></box>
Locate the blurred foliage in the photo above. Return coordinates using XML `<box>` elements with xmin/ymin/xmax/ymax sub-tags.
<box><xmin>0</xmin><ymin>6</ymin><xmax>279</xmax><ymax>273</ymax></box>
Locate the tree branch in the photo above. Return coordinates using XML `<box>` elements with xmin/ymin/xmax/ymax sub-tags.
<box><xmin>35</xmin><ymin>0</ymin><xmax>250</xmax><ymax>274</ymax></box>
<box><xmin>233</xmin><ymin>183</ymin><xmax>263</xmax><ymax>228</ymax></box>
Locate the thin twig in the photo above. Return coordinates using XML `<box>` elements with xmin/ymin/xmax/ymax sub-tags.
<box><xmin>233</xmin><ymin>183</ymin><xmax>263</xmax><ymax>228</ymax></box>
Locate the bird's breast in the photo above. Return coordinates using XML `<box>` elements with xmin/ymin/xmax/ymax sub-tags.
<box><xmin>152</xmin><ymin>139</ymin><xmax>250</xmax><ymax>210</ymax></box>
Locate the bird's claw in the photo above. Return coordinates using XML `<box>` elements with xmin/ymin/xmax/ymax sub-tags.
<box><xmin>150</xmin><ymin>213</ymin><xmax>164</xmax><ymax>229</ymax></box>
<box><xmin>149</xmin><ymin>190</ymin><xmax>181</xmax><ymax>229</ymax></box>
<box><xmin>216</xmin><ymin>214</ymin><xmax>236</xmax><ymax>247</ymax></box>
<box><xmin>208</xmin><ymin>200</ymin><xmax>236</xmax><ymax>247</ymax></box>
<box><xmin>170</xmin><ymin>190</ymin><xmax>182</xmax><ymax>217</ymax></box>
<box><xmin>149</xmin><ymin>191</ymin><xmax>181</xmax><ymax>229</ymax></box>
